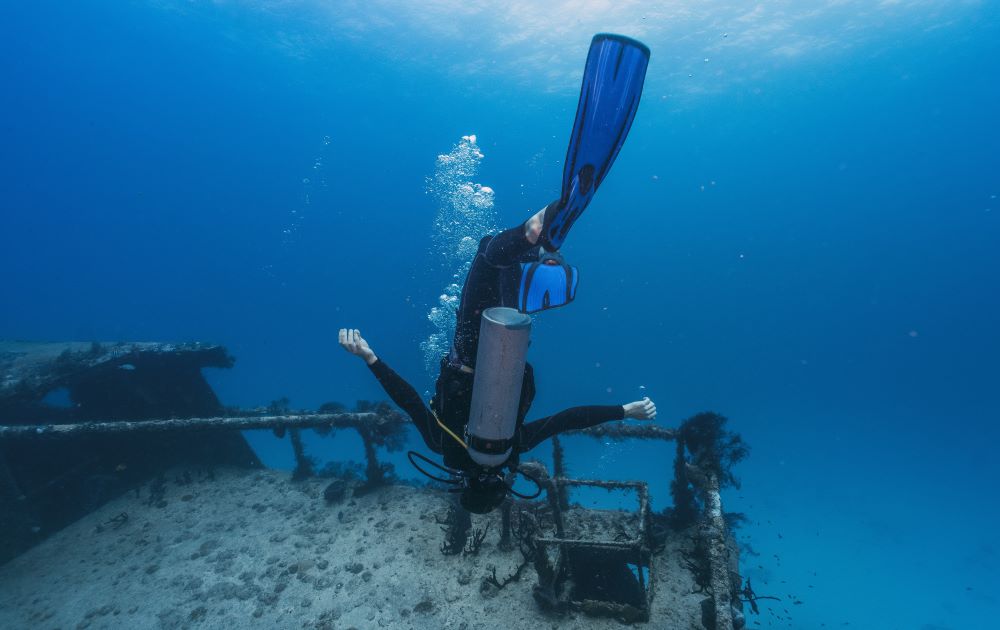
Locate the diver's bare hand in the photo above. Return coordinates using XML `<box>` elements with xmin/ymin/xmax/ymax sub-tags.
<box><xmin>338</xmin><ymin>328</ymin><xmax>377</xmax><ymax>365</ymax></box>
<box><xmin>623</xmin><ymin>397</ymin><xmax>656</xmax><ymax>421</ymax></box>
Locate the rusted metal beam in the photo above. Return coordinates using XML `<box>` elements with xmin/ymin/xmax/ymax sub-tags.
<box><xmin>550</xmin><ymin>435</ymin><xmax>570</xmax><ymax>510</ymax></box>
<box><xmin>566</xmin><ymin>423</ymin><xmax>676</xmax><ymax>441</ymax></box>
<box><xmin>0</xmin><ymin>411</ymin><xmax>386</xmax><ymax>439</ymax></box>
<box><xmin>687</xmin><ymin>463</ymin><xmax>736</xmax><ymax>630</ymax></box>
<box><xmin>534</xmin><ymin>537</ymin><xmax>640</xmax><ymax>549</ymax></box>
<box><xmin>518</xmin><ymin>461</ymin><xmax>565</xmax><ymax>538</ymax></box>
<box><xmin>540</xmin><ymin>478</ymin><xmax>649</xmax><ymax>548</ymax></box>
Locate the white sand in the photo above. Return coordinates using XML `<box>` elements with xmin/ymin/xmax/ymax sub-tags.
<box><xmin>0</xmin><ymin>467</ymin><xmax>706</xmax><ymax>629</ymax></box>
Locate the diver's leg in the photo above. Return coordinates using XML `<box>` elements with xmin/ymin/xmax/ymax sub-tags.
<box><xmin>451</xmin><ymin>237</ymin><xmax>502</xmax><ymax>367</ymax></box>
<box><xmin>450</xmin><ymin>210</ymin><xmax>544</xmax><ymax>367</ymax></box>
<box><xmin>482</xmin><ymin>208</ymin><xmax>544</xmax><ymax>267</ymax></box>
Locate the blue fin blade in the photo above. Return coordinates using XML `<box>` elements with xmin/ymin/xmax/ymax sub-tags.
<box><xmin>543</xmin><ymin>33</ymin><xmax>650</xmax><ymax>251</ymax></box>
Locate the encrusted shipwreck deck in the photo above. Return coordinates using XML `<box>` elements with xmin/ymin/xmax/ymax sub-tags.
<box><xmin>0</xmin><ymin>468</ymin><xmax>707</xmax><ymax>629</ymax></box>
<box><xmin>1</xmin><ymin>340</ymin><xmax>749</xmax><ymax>628</ymax></box>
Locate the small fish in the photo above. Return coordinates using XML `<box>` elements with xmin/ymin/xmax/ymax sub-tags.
<box><xmin>115</xmin><ymin>463</ymin><xmax>127</xmax><ymax>472</ymax></box>
<box><xmin>118</xmin><ymin>363</ymin><xmax>136</xmax><ymax>371</ymax></box>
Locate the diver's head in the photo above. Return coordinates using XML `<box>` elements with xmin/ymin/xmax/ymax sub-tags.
<box><xmin>406</xmin><ymin>450</ymin><xmax>542</xmax><ymax>512</ymax></box>
<box><xmin>458</xmin><ymin>468</ymin><xmax>508</xmax><ymax>514</ymax></box>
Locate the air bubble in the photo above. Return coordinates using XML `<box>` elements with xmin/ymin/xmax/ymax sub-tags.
<box><xmin>421</xmin><ymin>134</ymin><xmax>498</xmax><ymax>375</ymax></box>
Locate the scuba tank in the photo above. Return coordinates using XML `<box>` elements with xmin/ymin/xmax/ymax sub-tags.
<box><xmin>406</xmin><ymin>306</ymin><xmax>541</xmax><ymax>511</ymax></box>
<box><xmin>465</xmin><ymin>307</ymin><xmax>531</xmax><ymax>467</ymax></box>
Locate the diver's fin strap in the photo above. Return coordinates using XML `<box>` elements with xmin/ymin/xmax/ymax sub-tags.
<box><xmin>430</xmin><ymin>407</ymin><xmax>468</xmax><ymax>450</ymax></box>
<box><xmin>518</xmin><ymin>257</ymin><xmax>579</xmax><ymax>314</ymax></box>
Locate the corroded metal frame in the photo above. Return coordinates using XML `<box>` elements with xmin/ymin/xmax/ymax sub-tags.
<box><xmin>535</xmin><ymin>477</ymin><xmax>655</xmax><ymax>622</ymax></box>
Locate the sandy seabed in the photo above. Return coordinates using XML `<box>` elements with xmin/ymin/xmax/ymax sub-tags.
<box><xmin>0</xmin><ymin>467</ymin><xmax>706</xmax><ymax>629</ymax></box>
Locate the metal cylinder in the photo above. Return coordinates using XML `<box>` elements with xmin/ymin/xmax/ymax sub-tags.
<box><xmin>467</xmin><ymin>307</ymin><xmax>531</xmax><ymax>467</ymax></box>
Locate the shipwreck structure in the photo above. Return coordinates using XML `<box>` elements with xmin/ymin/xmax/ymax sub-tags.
<box><xmin>0</xmin><ymin>340</ymin><xmax>749</xmax><ymax>629</ymax></box>
<box><xmin>0</xmin><ymin>341</ymin><xmax>260</xmax><ymax>564</ymax></box>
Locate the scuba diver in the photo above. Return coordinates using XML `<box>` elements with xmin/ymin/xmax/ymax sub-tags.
<box><xmin>339</xmin><ymin>34</ymin><xmax>654</xmax><ymax>513</ymax></box>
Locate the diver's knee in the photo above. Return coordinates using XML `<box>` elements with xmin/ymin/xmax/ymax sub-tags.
<box><xmin>525</xmin><ymin>212</ymin><xmax>543</xmax><ymax>245</ymax></box>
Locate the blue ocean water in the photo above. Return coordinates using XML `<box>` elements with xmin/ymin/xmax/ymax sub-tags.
<box><xmin>2</xmin><ymin>1</ymin><xmax>998</xmax><ymax>628</ymax></box>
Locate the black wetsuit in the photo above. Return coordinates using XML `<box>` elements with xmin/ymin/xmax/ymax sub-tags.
<box><xmin>369</xmin><ymin>223</ymin><xmax>624</xmax><ymax>471</ymax></box>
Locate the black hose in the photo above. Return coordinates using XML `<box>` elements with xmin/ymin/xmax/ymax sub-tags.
<box><xmin>506</xmin><ymin>466</ymin><xmax>543</xmax><ymax>499</ymax></box>
<box><xmin>407</xmin><ymin>451</ymin><xmax>463</xmax><ymax>485</ymax></box>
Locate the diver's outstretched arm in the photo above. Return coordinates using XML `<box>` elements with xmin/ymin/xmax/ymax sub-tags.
<box><xmin>518</xmin><ymin>397</ymin><xmax>657</xmax><ymax>452</ymax></box>
<box><xmin>338</xmin><ymin>328</ymin><xmax>442</xmax><ymax>454</ymax></box>
<box><xmin>519</xmin><ymin>405</ymin><xmax>623</xmax><ymax>452</ymax></box>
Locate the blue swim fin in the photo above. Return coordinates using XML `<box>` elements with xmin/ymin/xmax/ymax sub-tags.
<box><xmin>518</xmin><ymin>253</ymin><xmax>579</xmax><ymax>314</ymax></box>
<box><xmin>540</xmin><ymin>33</ymin><xmax>650</xmax><ymax>252</ymax></box>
